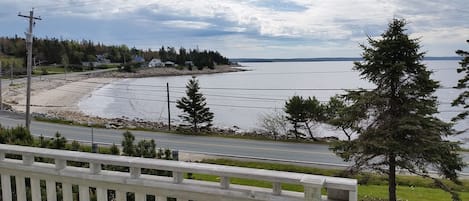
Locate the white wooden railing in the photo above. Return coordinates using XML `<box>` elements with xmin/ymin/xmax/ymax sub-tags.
<box><xmin>0</xmin><ymin>144</ymin><xmax>357</xmax><ymax>201</ymax></box>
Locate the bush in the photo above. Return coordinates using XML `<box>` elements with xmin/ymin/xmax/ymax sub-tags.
<box><xmin>41</xmin><ymin>68</ymin><xmax>49</xmax><ymax>75</ymax></box>
<box><xmin>2</xmin><ymin>125</ymin><xmax>34</xmax><ymax>145</ymax></box>
<box><xmin>70</xmin><ymin>140</ymin><xmax>81</xmax><ymax>151</ymax></box>
<box><xmin>49</xmin><ymin>132</ymin><xmax>67</xmax><ymax>149</ymax></box>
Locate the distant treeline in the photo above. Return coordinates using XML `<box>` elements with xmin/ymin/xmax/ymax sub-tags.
<box><xmin>0</xmin><ymin>36</ymin><xmax>230</xmax><ymax>67</ymax></box>
<box><xmin>230</xmin><ymin>56</ymin><xmax>462</xmax><ymax>63</ymax></box>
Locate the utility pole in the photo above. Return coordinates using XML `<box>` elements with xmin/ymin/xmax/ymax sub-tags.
<box><xmin>0</xmin><ymin>61</ymin><xmax>3</xmax><ymax>111</ymax></box>
<box><xmin>10</xmin><ymin>63</ymin><xmax>13</xmax><ymax>85</ymax></box>
<box><xmin>19</xmin><ymin>9</ymin><xmax>41</xmax><ymax>130</ymax></box>
<box><xmin>167</xmin><ymin>82</ymin><xmax>171</xmax><ymax>130</ymax></box>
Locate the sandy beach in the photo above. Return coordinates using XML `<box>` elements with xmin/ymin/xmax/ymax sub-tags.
<box><xmin>2</xmin><ymin>65</ymin><xmax>244</xmax><ymax>126</ymax></box>
<box><xmin>5</xmin><ymin>76</ymin><xmax>115</xmax><ymax>114</ymax></box>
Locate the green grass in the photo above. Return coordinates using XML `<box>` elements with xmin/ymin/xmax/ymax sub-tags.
<box><xmin>0</xmin><ymin>57</ymin><xmax>24</xmax><ymax>68</ymax></box>
<box><xmin>199</xmin><ymin>159</ymin><xmax>469</xmax><ymax>201</ymax></box>
<box><xmin>358</xmin><ymin>185</ymin><xmax>469</xmax><ymax>201</ymax></box>
<box><xmin>185</xmin><ymin>173</ymin><xmax>469</xmax><ymax>201</ymax></box>
<box><xmin>33</xmin><ymin>66</ymin><xmax>65</xmax><ymax>74</ymax></box>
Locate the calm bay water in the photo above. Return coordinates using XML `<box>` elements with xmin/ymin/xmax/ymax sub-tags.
<box><xmin>78</xmin><ymin>60</ymin><xmax>468</xmax><ymax>145</ymax></box>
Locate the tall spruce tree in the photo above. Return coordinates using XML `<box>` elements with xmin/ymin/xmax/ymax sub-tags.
<box><xmin>330</xmin><ymin>19</ymin><xmax>465</xmax><ymax>201</ymax></box>
<box><xmin>177</xmin><ymin>76</ymin><xmax>214</xmax><ymax>132</ymax></box>
<box><xmin>452</xmin><ymin>40</ymin><xmax>469</xmax><ymax>122</ymax></box>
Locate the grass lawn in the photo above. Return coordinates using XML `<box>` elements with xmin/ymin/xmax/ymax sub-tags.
<box><xmin>359</xmin><ymin>185</ymin><xmax>469</xmax><ymax>201</ymax></box>
<box><xmin>198</xmin><ymin>159</ymin><xmax>469</xmax><ymax>201</ymax></box>
<box><xmin>33</xmin><ymin>66</ymin><xmax>66</xmax><ymax>74</ymax></box>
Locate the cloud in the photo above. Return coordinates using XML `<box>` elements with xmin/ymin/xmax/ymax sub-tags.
<box><xmin>162</xmin><ymin>20</ymin><xmax>212</xmax><ymax>29</ymax></box>
<box><xmin>0</xmin><ymin>0</ymin><xmax>467</xmax><ymax>57</ymax></box>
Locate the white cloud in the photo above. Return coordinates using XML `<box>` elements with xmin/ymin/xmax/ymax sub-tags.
<box><xmin>1</xmin><ymin>0</ymin><xmax>467</xmax><ymax>57</ymax></box>
<box><xmin>162</xmin><ymin>20</ymin><xmax>212</xmax><ymax>29</ymax></box>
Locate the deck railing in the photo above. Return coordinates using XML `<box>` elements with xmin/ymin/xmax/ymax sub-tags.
<box><xmin>0</xmin><ymin>144</ymin><xmax>357</xmax><ymax>201</ymax></box>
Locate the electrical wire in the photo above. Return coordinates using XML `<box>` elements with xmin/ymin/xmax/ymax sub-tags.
<box><xmin>47</xmin><ymin>85</ymin><xmax>464</xmax><ymax>111</ymax></box>
<box><xmin>47</xmin><ymin>79</ymin><xmax>460</xmax><ymax>105</ymax></box>
<box><xmin>48</xmin><ymin>77</ymin><xmax>461</xmax><ymax>91</ymax></box>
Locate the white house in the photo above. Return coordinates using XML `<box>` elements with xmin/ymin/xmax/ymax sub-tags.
<box><xmin>164</xmin><ymin>61</ymin><xmax>175</xmax><ymax>67</ymax></box>
<box><xmin>148</xmin><ymin>58</ymin><xmax>164</xmax><ymax>67</ymax></box>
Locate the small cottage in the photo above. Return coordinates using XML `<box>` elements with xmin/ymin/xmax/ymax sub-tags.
<box><xmin>148</xmin><ymin>58</ymin><xmax>164</xmax><ymax>67</ymax></box>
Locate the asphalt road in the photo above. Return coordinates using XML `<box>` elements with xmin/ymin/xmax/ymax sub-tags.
<box><xmin>1</xmin><ymin>111</ymin><xmax>469</xmax><ymax>175</ymax></box>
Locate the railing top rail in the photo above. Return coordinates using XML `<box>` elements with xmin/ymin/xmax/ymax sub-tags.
<box><xmin>0</xmin><ymin>144</ymin><xmax>311</xmax><ymax>185</ymax></box>
<box><xmin>0</xmin><ymin>144</ymin><xmax>356</xmax><ymax>188</ymax></box>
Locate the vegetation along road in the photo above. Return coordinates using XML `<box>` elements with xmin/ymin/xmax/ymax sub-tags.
<box><xmin>1</xmin><ymin>110</ymin><xmax>468</xmax><ymax>175</ymax></box>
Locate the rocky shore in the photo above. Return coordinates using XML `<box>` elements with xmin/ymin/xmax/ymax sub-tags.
<box><xmin>103</xmin><ymin>65</ymin><xmax>246</xmax><ymax>78</ymax></box>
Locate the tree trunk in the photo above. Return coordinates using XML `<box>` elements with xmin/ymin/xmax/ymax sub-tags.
<box><xmin>293</xmin><ymin>123</ymin><xmax>299</xmax><ymax>139</ymax></box>
<box><xmin>304</xmin><ymin>122</ymin><xmax>317</xmax><ymax>141</ymax></box>
<box><xmin>388</xmin><ymin>154</ymin><xmax>397</xmax><ymax>201</ymax></box>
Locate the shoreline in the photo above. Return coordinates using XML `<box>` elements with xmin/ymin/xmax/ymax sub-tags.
<box><xmin>3</xmin><ymin>65</ymin><xmax>255</xmax><ymax>133</ymax></box>
<box><xmin>102</xmin><ymin>65</ymin><xmax>247</xmax><ymax>78</ymax></box>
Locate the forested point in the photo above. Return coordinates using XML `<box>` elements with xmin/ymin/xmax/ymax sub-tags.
<box><xmin>0</xmin><ymin>36</ymin><xmax>230</xmax><ymax>67</ymax></box>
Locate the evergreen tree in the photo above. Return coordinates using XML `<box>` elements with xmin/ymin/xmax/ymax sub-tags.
<box><xmin>121</xmin><ymin>131</ymin><xmax>135</xmax><ymax>156</ymax></box>
<box><xmin>452</xmin><ymin>40</ymin><xmax>469</xmax><ymax>122</ymax></box>
<box><xmin>49</xmin><ymin>132</ymin><xmax>67</xmax><ymax>149</ymax></box>
<box><xmin>330</xmin><ymin>19</ymin><xmax>465</xmax><ymax>201</ymax></box>
<box><xmin>135</xmin><ymin>139</ymin><xmax>157</xmax><ymax>158</ymax></box>
<box><xmin>325</xmin><ymin>95</ymin><xmax>367</xmax><ymax>142</ymax></box>
<box><xmin>176</xmin><ymin>76</ymin><xmax>214</xmax><ymax>132</ymax></box>
<box><xmin>284</xmin><ymin>96</ymin><xmax>325</xmax><ymax>140</ymax></box>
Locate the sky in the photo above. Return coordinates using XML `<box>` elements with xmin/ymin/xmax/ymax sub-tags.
<box><xmin>0</xmin><ymin>0</ymin><xmax>468</xmax><ymax>58</ymax></box>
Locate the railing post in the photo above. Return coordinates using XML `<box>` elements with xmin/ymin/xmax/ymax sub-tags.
<box><xmin>15</xmin><ymin>176</ymin><xmax>27</xmax><ymax>201</ymax></box>
<box><xmin>46</xmin><ymin>180</ymin><xmax>57</xmax><ymax>201</ymax></box>
<box><xmin>79</xmin><ymin>185</ymin><xmax>90</xmax><ymax>201</ymax></box>
<box><xmin>1</xmin><ymin>174</ymin><xmax>12</xmax><ymax>201</ymax></box>
<box><xmin>135</xmin><ymin>192</ymin><xmax>146</xmax><ymax>201</ymax></box>
<box><xmin>0</xmin><ymin>151</ymin><xmax>5</xmax><ymax>160</ymax></box>
<box><xmin>130</xmin><ymin>167</ymin><xmax>141</xmax><ymax>179</ymax></box>
<box><xmin>97</xmin><ymin>187</ymin><xmax>107</xmax><ymax>201</ymax></box>
<box><xmin>62</xmin><ymin>182</ymin><xmax>73</xmax><ymax>201</ymax></box>
<box><xmin>55</xmin><ymin>159</ymin><xmax>66</xmax><ymax>170</ymax></box>
<box><xmin>327</xmin><ymin>186</ymin><xmax>358</xmax><ymax>201</ymax></box>
<box><xmin>349</xmin><ymin>188</ymin><xmax>358</xmax><ymax>201</ymax></box>
<box><xmin>272</xmin><ymin>182</ymin><xmax>282</xmax><ymax>195</ymax></box>
<box><xmin>23</xmin><ymin>154</ymin><xmax>34</xmax><ymax>166</ymax></box>
<box><xmin>90</xmin><ymin>162</ymin><xmax>101</xmax><ymax>174</ymax></box>
<box><xmin>173</xmin><ymin>172</ymin><xmax>184</xmax><ymax>184</ymax></box>
<box><xmin>115</xmin><ymin>190</ymin><xmax>126</xmax><ymax>201</ymax></box>
<box><xmin>30</xmin><ymin>177</ymin><xmax>41</xmax><ymax>201</ymax></box>
<box><xmin>220</xmin><ymin>176</ymin><xmax>230</xmax><ymax>189</ymax></box>
<box><xmin>301</xmin><ymin>177</ymin><xmax>325</xmax><ymax>201</ymax></box>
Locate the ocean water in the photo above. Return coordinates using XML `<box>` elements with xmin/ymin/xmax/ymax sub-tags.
<box><xmin>78</xmin><ymin>60</ymin><xmax>468</xmax><ymax>145</ymax></box>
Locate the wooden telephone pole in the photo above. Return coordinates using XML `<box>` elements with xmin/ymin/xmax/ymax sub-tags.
<box><xmin>18</xmin><ymin>9</ymin><xmax>41</xmax><ymax>130</ymax></box>
<box><xmin>0</xmin><ymin>61</ymin><xmax>3</xmax><ymax>111</ymax></box>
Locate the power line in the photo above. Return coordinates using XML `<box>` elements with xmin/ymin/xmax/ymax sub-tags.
<box><xmin>47</xmin><ymin>79</ymin><xmax>461</xmax><ymax>105</ymax></box>
<box><xmin>49</xmin><ymin>77</ymin><xmax>461</xmax><ymax>91</ymax></box>
<box><xmin>52</xmin><ymin>88</ymin><xmax>282</xmax><ymax>110</ymax></box>
<box><xmin>51</xmin><ymin>86</ymin><xmax>462</xmax><ymax>111</ymax></box>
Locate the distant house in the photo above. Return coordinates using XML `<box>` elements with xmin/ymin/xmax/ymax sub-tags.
<box><xmin>148</xmin><ymin>58</ymin><xmax>164</xmax><ymax>67</ymax></box>
<box><xmin>96</xmin><ymin>54</ymin><xmax>110</xmax><ymax>64</ymax></box>
<box><xmin>82</xmin><ymin>54</ymin><xmax>110</xmax><ymax>67</ymax></box>
<box><xmin>185</xmin><ymin>61</ymin><xmax>194</xmax><ymax>67</ymax></box>
<box><xmin>164</xmin><ymin>61</ymin><xmax>175</xmax><ymax>67</ymax></box>
<box><xmin>132</xmin><ymin>55</ymin><xmax>145</xmax><ymax>63</ymax></box>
